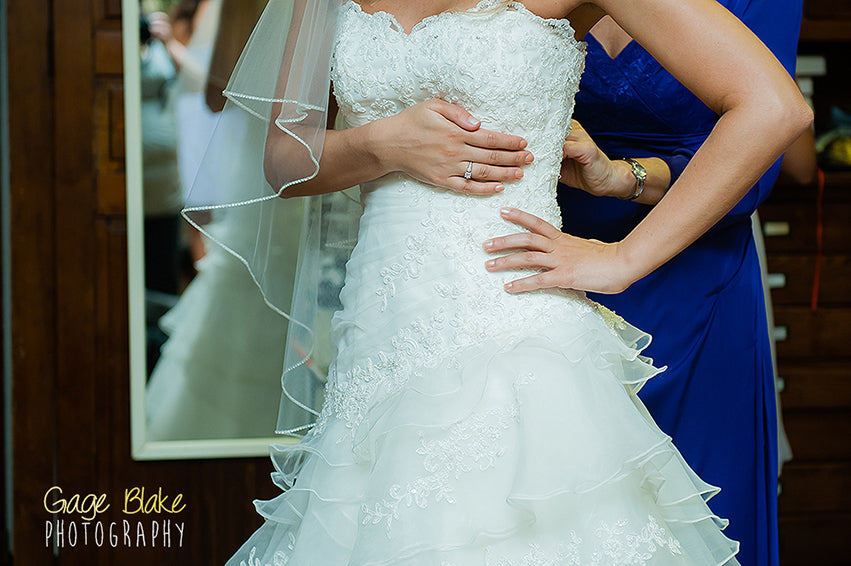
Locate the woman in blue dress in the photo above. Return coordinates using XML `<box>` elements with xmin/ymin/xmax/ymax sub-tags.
<box><xmin>486</xmin><ymin>2</ymin><xmax>803</xmax><ymax>565</ymax></box>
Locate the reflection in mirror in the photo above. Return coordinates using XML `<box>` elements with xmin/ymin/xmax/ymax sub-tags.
<box><xmin>127</xmin><ymin>0</ymin><xmax>306</xmax><ymax>458</ymax></box>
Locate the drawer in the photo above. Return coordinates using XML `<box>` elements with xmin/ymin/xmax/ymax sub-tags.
<box><xmin>780</xmin><ymin>363</ymin><xmax>851</xmax><ymax>410</ymax></box>
<box><xmin>805</xmin><ymin>0</ymin><xmax>851</xmax><ymax>20</ymax></box>
<box><xmin>773</xmin><ymin>306</ymin><xmax>851</xmax><ymax>359</ymax></box>
<box><xmin>778</xmin><ymin>462</ymin><xmax>851</xmax><ymax>514</ymax></box>
<box><xmin>759</xmin><ymin>201</ymin><xmax>851</xmax><ymax>253</ymax></box>
<box><xmin>766</xmin><ymin>255</ymin><xmax>851</xmax><ymax>306</ymax></box>
<box><xmin>779</xmin><ymin>514</ymin><xmax>851</xmax><ymax>565</ymax></box>
<box><xmin>781</xmin><ymin>410</ymin><xmax>851</xmax><ymax>461</ymax></box>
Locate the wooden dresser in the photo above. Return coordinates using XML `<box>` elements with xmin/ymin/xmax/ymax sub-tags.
<box><xmin>760</xmin><ymin>172</ymin><xmax>851</xmax><ymax>565</ymax></box>
<box><xmin>758</xmin><ymin>5</ymin><xmax>851</xmax><ymax>564</ymax></box>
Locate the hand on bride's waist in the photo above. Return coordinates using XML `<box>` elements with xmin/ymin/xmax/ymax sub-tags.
<box><xmin>370</xmin><ymin>98</ymin><xmax>533</xmax><ymax>195</ymax></box>
<box><xmin>273</xmin><ymin>98</ymin><xmax>534</xmax><ymax>198</ymax></box>
<box><xmin>483</xmin><ymin>207</ymin><xmax>636</xmax><ymax>295</ymax></box>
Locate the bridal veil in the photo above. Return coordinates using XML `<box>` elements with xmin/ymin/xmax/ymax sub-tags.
<box><xmin>181</xmin><ymin>0</ymin><xmax>354</xmax><ymax>434</ymax></box>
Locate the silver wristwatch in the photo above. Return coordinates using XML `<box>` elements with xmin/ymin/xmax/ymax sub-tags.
<box><xmin>618</xmin><ymin>157</ymin><xmax>646</xmax><ymax>201</ymax></box>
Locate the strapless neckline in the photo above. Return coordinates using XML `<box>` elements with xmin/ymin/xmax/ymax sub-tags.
<box><xmin>343</xmin><ymin>0</ymin><xmax>581</xmax><ymax>44</ymax></box>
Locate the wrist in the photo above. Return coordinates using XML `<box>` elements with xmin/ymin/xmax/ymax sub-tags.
<box><xmin>616</xmin><ymin>157</ymin><xmax>646</xmax><ymax>201</ymax></box>
<box><xmin>610</xmin><ymin>158</ymin><xmax>638</xmax><ymax>199</ymax></box>
<box><xmin>614</xmin><ymin>235</ymin><xmax>652</xmax><ymax>290</ymax></box>
<box><xmin>361</xmin><ymin>119</ymin><xmax>394</xmax><ymax>177</ymax></box>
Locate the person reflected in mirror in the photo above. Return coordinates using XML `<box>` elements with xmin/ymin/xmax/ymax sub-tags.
<box><xmin>145</xmin><ymin>0</ymin><xmax>310</xmax><ymax>441</ymax></box>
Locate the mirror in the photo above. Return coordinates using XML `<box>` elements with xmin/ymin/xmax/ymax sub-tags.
<box><xmin>125</xmin><ymin>0</ymin><xmax>301</xmax><ymax>459</ymax></box>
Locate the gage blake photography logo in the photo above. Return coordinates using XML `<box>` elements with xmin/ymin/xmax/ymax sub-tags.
<box><xmin>44</xmin><ymin>486</ymin><xmax>186</xmax><ymax>549</ymax></box>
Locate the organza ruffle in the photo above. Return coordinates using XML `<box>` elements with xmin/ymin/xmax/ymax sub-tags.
<box><xmin>226</xmin><ymin>313</ymin><xmax>739</xmax><ymax>566</ymax></box>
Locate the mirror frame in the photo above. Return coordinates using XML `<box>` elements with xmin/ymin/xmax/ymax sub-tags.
<box><xmin>124</xmin><ymin>0</ymin><xmax>295</xmax><ymax>459</ymax></box>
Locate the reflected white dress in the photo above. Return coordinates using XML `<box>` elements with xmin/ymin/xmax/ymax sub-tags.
<box><xmin>228</xmin><ymin>2</ymin><xmax>740</xmax><ymax>565</ymax></box>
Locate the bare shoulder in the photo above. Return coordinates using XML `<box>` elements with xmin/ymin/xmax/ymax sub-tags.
<box><xmin>520</xmin><ymin>0</ymin><xmax>605</xmax><ymax>39</ymax></box>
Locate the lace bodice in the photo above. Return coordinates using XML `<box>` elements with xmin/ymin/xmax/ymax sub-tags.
<box><xmin>331</xmin><ymin>0</ymin><xmax>585</xmax><ymax>225</ymax></box>
<box><xmin>310</xmin><ymin>0</ymin><xmax>618</xmax><ymax>443</ymax></box>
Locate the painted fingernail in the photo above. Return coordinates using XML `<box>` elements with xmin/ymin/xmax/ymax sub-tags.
<box><xmin>504</xmin><ymin>282</ymin><xmax>514</xmax><ymax>291</ymax></box>
<box><xmin>500</xmin><ymin>208</ymin><xmax>511</xmax><ymax>216</ymax></box>
<box><xmin>483</xmin><ymin>239</ymin><xmax>494</xmax><ymax>248</ymax></box>
<box><xmin>486</xmin><ymin>259</ymin><xmax>496</xmax><ymax>268</ymax></box>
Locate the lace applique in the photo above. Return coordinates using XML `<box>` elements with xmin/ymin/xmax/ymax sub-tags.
<box><xmin>376</xmin><ymin>233</ymin><xmax>429</xmax><ymax>311</ymax></box>
<box><xmin>485</xmin><ymin>516</ymin><xmax>682</xmax><ymax>566</ymax></box>
<box><xmin>591</xmin><ymin>516</ymin><xmax>683</xmax><ymax>564</ymax></box>
<box><xmin>316</xmin><ymin>308</ymin><xmax>450</xmax><ymax>434</ymax></box>
<box><xmin>595</xmin><ymin>304</ymin><xmax>629</xmax><ymax>332</ymax></box>
<box><xmin>240</xmin><ymin>533</ymin><xmax>296</xmax><ymax>566</ymax></box>
<box><xmin>362</xmin><ymin>399</ymin><xmax>522</xmax><ymax>537</ymax></box>
<box><xmin>486</xmin><ymin>538</ymin><xmax>582</xmax><ymax>566</ymax></box>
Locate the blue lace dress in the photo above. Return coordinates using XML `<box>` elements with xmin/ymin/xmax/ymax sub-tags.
<box><xmin>558</xmin><ymin>2</ymin><xmax>803</xmax><ymax>565</ymax></box>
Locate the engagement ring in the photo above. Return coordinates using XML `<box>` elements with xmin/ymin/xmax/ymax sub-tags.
<box><xmin>464</xmin><ymin>161</ymin><xmax>474</xmax><ymax>180</ymax></box>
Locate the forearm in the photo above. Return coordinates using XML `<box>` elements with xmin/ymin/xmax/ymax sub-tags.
<box><xmin>265</xmin><ymin>98</ymin><xmax>532</xmax><ymax>198</ymax></box>
<box><xmin>778</xmin><ymin>127</ymin><xmax>818</xmax><ymax>186</ymax></box>
<box><xmin>264</xmin><ymin>120</ymin><xmax>389</xmax><ymax>198</ymax></box>
<box><xmin>619</xmin><ymin>99</ymin><xmax>811</xmax><ymax>282</ymax></box>
<box><xmin>162</xmin><ymin>38</ymin><xmax>189</xmax><ymax>69</ymax></box>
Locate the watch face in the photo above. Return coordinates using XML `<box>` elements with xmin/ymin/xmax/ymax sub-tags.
<box><xmin>625</xmin><ymin>158</ymin><xmax>646</xmax><ymax>180</ymax></box>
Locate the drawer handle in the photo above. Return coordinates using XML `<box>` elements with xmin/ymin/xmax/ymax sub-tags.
<box><xmin>772</xmin><ymin>326</ymin><xmax>788</xmax><ymax>341</ymax></box>
<box><xmin>763</xmin><ymin>221</ymin><xmax>791</xmax><ymax>237</ymax></box>
<box><xmin>766</xmin><ymin>273</ymin><xmax>787</xmax><ymax>289</ymax></box>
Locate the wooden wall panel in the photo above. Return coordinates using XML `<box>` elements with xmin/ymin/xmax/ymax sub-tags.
<box><xmin>8</xmin><ymin>0</ymin><xmax>58</xmax><ymax>562</ymax></box>
<box><xmin>9</xmin><ymin>0</ymin><xmax>280</xmax><ymax>563</ymax></box>
<box><xmin>95</xmin><ymin>78</ymin><xmax>126</xmax><ymax>215</ymax></box>
<box><xmin>53</xmin><ymin>0</ymin><xmax>100</xmax><ymax>563</ymax></box>
<box><xmin>93</xmin><ymin>0</ymin><xmax>122</xmax><ymax>28</ymax></box>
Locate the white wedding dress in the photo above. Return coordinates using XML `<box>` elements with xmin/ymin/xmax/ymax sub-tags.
<box><xmin>228</xmin><ymin>2</ymin><xmax>740</xmax><ymax>565</ymax></box>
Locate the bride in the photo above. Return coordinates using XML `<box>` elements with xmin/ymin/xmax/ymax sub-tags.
<box><xmin>184</xmin><ymin>0</ymin><xmax>811</xmax><ymax>564</ymax></box>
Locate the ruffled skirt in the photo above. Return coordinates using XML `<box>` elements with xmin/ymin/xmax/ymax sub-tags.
<box><xmin>226</xmin><ymin>315</ymin><xmax>739</xmax><ymax>565</ymax></box>
<box><xmin>226</xmin><ymin>184</ymin><xmax>740</xmax><ymax>566</ymax></box>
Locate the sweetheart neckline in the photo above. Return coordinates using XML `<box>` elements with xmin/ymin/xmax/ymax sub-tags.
<box><xmin>343</xmin><ymin>0</ymin><xmax>583</xmax><ymax>47</ymax></box>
